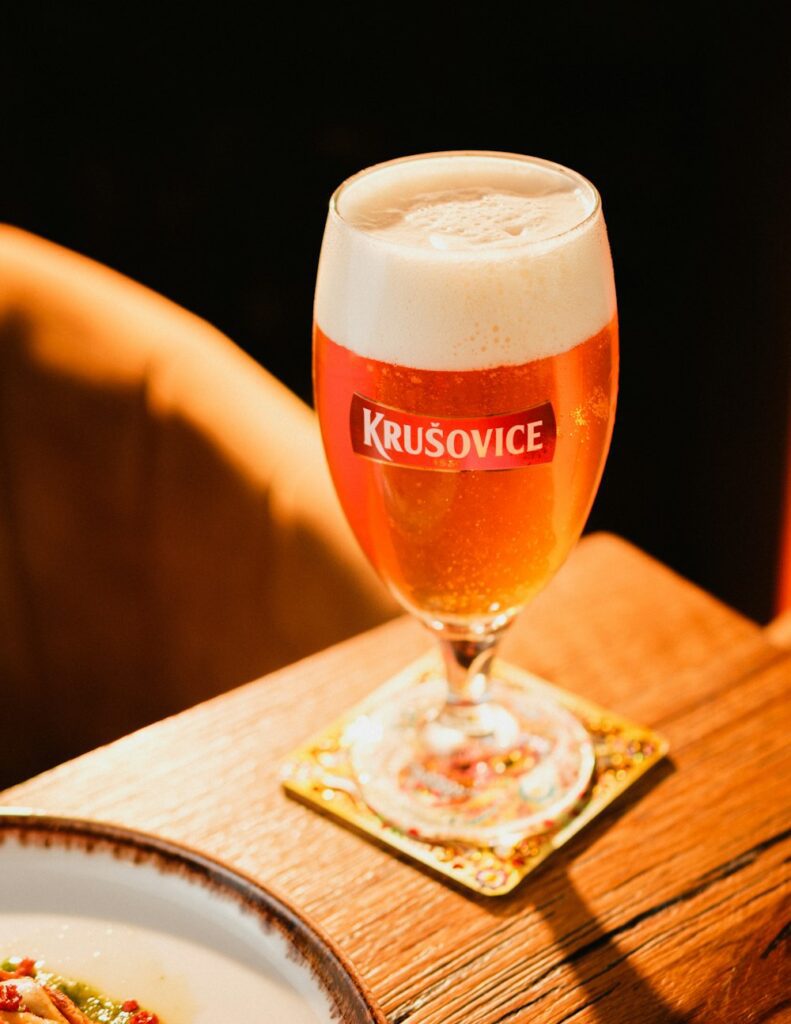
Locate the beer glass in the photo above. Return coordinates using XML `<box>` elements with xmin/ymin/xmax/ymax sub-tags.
<box><xmin>314</xmin><ymin>152</ymin><xmax>618</xmax><ymax>845</ymax></box>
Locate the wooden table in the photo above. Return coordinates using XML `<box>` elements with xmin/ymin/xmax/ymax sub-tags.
<box><xmin>3</xmin><ymin>535</ymin><xmax>790</xmax><ymax>1023</ymax></box>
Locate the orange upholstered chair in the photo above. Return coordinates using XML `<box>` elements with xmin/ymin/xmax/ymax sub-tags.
<box><xmin>769</xmin><ymin>410</ymin><xmax>791</xmax><ymax>647</ymax></box>
<box><xmin>778</xmin><ymin>408</ymin><xmax>791</xmax><ymax>613</ymax></box>
<box><xmin>0</xmin><ymin>226</ymin><xmax>398</xmax><ymax>787</ymax></box>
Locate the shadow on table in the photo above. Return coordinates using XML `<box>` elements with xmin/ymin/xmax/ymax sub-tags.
<box><xmin>537</xmin><ymin>873</ymin><xmax>687</xmax><ymax>1023</ymax></box>
<box><xmin>485</xmin><ymin>759</ymin><xmax>685</xmax><ymax>1022</ymax></box>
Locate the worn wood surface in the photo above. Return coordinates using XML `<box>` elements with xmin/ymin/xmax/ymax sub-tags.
<box><xmin>3</xmin><ymin>534</ymin><xmax>790</xmax><ymax>1023</ymax></box>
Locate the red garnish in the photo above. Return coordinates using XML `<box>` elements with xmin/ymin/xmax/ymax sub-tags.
<box><xmin>0</xmin><ymin>958</ymin><xmax>36</xmax><ymax>980</ymax></box>
<box><xmin>0</xmin><ymin>981</ymin><xmax>22</xmax><ymax>1011</ymax></box>
<box><xmin>122</xmin><ymin>1000</ymin><xmax>140</xmax><ymax>1012</ymax></box>
<box><xmin>129</xmin><ymin>1013</ymin><xmax>159</xmax><ymax>1024</ymax></box>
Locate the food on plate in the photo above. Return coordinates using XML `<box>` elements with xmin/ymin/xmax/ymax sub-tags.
<box><xmin>0</xmin><ymin>959</ymin><xmax>158</xmax><ymax>1023</ymax></box>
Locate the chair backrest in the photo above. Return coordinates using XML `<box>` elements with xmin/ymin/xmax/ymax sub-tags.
<box><xmin>0</xmin><ymin>226</ymin><xmax>398</xmax><ymax>786</ymax></box>
<box><xmin>778</xmin><ymin>406</ymin><xmax>791</xmax><ymax>615</ymax></box>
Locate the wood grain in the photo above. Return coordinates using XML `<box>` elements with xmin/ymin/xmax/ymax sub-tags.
<box><xmin>4</xmin><ymin>534</ymin><xmax>790</xmax><ymax>1023</ymax></box>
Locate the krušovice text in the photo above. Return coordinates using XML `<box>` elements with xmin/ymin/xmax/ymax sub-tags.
<box><xmin>350</xmin><ymin>394</ymin><xmax>556</xmax><ymax>471</ymax></box>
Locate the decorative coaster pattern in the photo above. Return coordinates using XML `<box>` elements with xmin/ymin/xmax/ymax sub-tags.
<box><xmin>281</xmin><ymin>653</ymin><xmax>668</xmax><ymax>896</ymax></box>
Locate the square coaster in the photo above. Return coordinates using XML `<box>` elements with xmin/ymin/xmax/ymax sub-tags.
<box><xmin>281</xmin><ymin>653</ymin><xmax>668</xmax><ymax>896</ymax></box>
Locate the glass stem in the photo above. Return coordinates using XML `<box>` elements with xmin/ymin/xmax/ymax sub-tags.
<box><xmin>432</xmin><ymin>633</ymin><xmax>514</xmax><ymax>745</ymax></box>
<box><xmin>440</xmin><ymin>635</ymin><xmax>498</xmax><ymax>707</ymax></box>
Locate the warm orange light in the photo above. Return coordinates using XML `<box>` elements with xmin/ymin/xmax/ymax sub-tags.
<box><xmin>779</xmin><ymin>403</ymin><xmax>791</xmax><ymax>613</ymax></box>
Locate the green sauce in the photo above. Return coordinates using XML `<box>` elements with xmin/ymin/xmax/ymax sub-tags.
<box><xmin>1</xmin><ymin>958</ymin><xmax>150</xmax><ymax>1022</ymax></box>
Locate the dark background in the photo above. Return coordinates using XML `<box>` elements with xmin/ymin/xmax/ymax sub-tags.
<box><xmin>1</xmin><ymin>10</ymin><xmax>788</xmax><ymax>622</ymax></box>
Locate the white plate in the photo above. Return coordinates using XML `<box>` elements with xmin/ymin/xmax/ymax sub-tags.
<box><xmin>0</xmin><ymin>813</ymin><xmax>383</xmax><ymax>1023</ymax></box>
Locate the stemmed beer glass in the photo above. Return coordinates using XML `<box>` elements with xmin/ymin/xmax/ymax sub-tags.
<box><xmin>314</xmin><ymin>152</ymin><xmax>617</xmax><ymax>845</ymax></box>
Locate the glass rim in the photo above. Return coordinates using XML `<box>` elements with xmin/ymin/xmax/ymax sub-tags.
<box><xmin>328</xmin><ymin>149</ymin><xmax>602</xmax><ymax>255</ymax></box>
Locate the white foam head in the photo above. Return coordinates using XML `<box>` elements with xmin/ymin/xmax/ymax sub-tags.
<box><xmin>315</xmin><ymin>152</ymin><xmax>616</xmax><ymax>371</ymax></box>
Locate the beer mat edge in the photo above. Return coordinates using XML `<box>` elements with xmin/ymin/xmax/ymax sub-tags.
<box><xmin>280</xmin><ymin>652</ymin><xmax>668</xmax><ymax>897</ymax></box>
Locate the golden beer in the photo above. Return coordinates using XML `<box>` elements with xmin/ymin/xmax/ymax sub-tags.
<box><xmin>315</xmin><ymin>319</ymin><xmax>617</xmax><ymax>624</ymax></box>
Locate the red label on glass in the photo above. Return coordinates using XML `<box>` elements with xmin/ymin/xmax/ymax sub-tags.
<box><xmin>350</xmin><ymin>394</ymin><xmax>556</xmax><ymax>471</ymax></box>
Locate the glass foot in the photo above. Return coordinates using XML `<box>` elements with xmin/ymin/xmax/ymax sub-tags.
<box><xmin>349</xmin><ymin>673</ymin><xmax>595</xmax><ymax>846</ymax></box>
